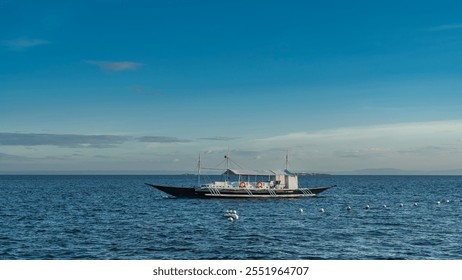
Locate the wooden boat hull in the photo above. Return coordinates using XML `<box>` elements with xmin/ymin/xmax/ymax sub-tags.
<box><xmin>145</xmin><ymin>183</ymin><xmax>334</xmax><ymax>198</ymax></box>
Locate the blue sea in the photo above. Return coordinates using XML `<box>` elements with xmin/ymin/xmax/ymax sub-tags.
<box><xmin>1</xmin><ymin>175</ymin><xmax>461</xmax><ymax>260</ymax></box>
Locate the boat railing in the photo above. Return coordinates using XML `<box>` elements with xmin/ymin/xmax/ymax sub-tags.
<box><xmin>206</xmin><ymin>185</ymin><xmax>221</xmax><ymax>196</ymax></box>
<box><xmin>245</xmin><ymin>188</ymin><xmax>254</xmax><ymax>196</ymax></box>
<box><xmin>300</xmin><ymin>188</ymin><xmax>313</xmax><ymax>196</ymax></box>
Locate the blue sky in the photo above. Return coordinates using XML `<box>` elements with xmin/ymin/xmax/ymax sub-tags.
<box><xmin>1</xmin><ymin>0</ymin><xmax>462</xmax><ymax>174</ymax></box>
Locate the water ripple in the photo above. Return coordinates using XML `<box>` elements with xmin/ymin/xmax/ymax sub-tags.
<box><xmin>1</xmin><ymin>175</ymin><xmax>461</xmax><ymax>259</ymax></box>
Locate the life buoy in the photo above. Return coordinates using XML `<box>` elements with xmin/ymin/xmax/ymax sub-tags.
<box><xmin>256</xmin><ymin>182</ymin><xmax>263</xmax><ymax>188</ymax></box>
<box><xmin>239</xmin><ymin>182</ymin><xmax>246</xmax><ymax>188</ymax></box>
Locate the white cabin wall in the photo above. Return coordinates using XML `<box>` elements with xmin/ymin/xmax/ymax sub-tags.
<box><xmin>274</xmin><ymin>174</ymin><xmax>285</xmax><ymax>189</ymax></box>
<box><xmin>287</xmin><ymin>176</ymin><xmax>298</xmax><ymax>189</ymax></box>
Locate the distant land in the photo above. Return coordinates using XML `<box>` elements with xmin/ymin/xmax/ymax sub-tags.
<box><xmin>294</xmin><ymin>172</ymin><xmax>331</xmax><ymax>176</ymax></box>
<box><xmin>332</xmin><ymin>168</ymin><xmax>462</xmax><ymax>176</ymax></box>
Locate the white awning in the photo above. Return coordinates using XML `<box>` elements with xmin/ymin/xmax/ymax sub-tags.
<box><xmin>223</xmin><ymin>169</ymin><xmax>292</xmax><ymax>176</ymax></box>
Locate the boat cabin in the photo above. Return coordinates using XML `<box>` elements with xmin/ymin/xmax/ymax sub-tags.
<box><xmin>201</xmin><ymin>169</ymin><xmax>299</xmax><ymax>190</ymax></box>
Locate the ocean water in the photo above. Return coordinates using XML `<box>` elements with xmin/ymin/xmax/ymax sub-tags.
<box><xmin>0</xmin><ymin>175</ymin><xmax>461</xmax><ymax>260</ymax></box>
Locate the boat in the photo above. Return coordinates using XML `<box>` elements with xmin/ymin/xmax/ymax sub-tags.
<box><xmin>145</xmin><ymin>153</ymin><xmax>335</xmax><ymax>198</ymax></box>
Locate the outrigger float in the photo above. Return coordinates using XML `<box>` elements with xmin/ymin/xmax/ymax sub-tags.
<box><xmin>145</xmin><ymin>154</ymin><xmax>334</xmax><ymax>199</ymax></box>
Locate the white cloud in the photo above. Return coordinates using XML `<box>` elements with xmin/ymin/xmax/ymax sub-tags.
<box><xmin>1</xmin><ymin>38</ymin><xmax>50</xmax><ymax>50</ymax></box>
<box><xmin>0</xmin><ymin>132</ymin><xmax>130</xmax><ymax>148</ymax></box>
<box><xmin>3</xmin><ymin>121</ymin><xmax>462</xmax><ymax>173</ymax></box>
<box><xmin>137</xmin><ymin>136</ymin><xmax>192</xmax><ymax>143</ymax></box>
<box><xmin>86</xmin><ymin>60</ymin><xmax>143</xmax><ymax>72</ymax></box>
<box><xmin>249</xmin><ymin>120</ymin><xmax>462</xmax><ymax>171</ymax></box>
<box><xmin>199</xmin><ymin>136</ymin><xmax>240</xmax><ymax>141</ymax></box>
<box><xmin>255</xmin><ymin>120</ymin><xmax>462</xmax><ymax>144</ymax></box>
<box><xmin>428</xmin><ymin>24</ymin><xmax>462</xmax><ymax>31</ymax></box>
<box><xmin>0</xmin><ymin>152</ymin><xmax>31</xmax><ymax>161</ymax></box>
<box><xmin>132</xmin><ymin>85</ymin><xmax>163</xmax><ymax>97</ymax></box>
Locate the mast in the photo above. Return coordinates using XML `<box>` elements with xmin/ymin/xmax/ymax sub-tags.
<box><xmin>197</xmin><ymin>153</ymin><xmax>201</xmax><ymax>187</ymax></box>
<box><xmin>224</xmin><ymin>149</ymin><xmax>230</xmax><ymax>184</ymax></box>
<box><xmin>285</xmin><ymin>151</ymin><xmax>289</xmax><ymax>170</ymax></box>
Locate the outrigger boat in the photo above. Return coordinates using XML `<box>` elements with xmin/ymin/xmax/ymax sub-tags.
<box><xmin>145</xmin><ymin>154</ymin><xmax>335</xmax><ymax>198</ymax></box>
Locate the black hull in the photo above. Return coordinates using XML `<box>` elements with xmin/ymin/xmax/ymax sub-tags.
<box><xmin>145</xmin><ymin>183</ymin><xmax>334</xmax><ymax>198</ymax></box>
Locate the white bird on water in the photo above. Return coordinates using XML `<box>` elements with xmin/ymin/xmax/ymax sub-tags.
<box><xmin>299</xmin><ymin>208</ymin><xmax>304</xmax><ymax>213</ymax></box>
<box><xmin>320</xmin><ymin>208</ymin><xmax>325</xmax><ymax>213</ymax></box>
<box><xmin>365</xmin><ymin>204</ymin><xmax>370</xmax><ymax>210</ymax></box>
<box><xmin>346</xmin><ymin>206</ymin><xmax>352</xmax><ymax>211</ymax></box>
